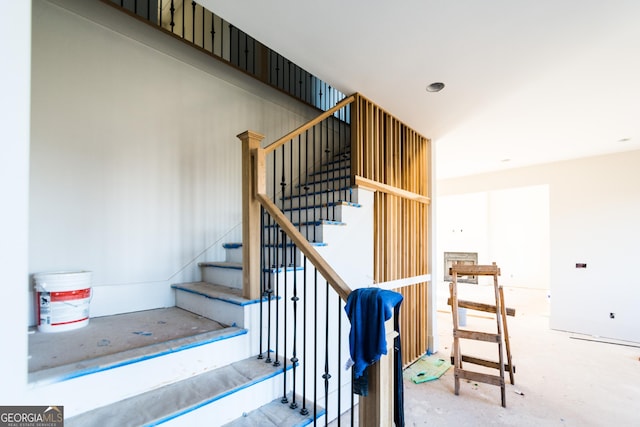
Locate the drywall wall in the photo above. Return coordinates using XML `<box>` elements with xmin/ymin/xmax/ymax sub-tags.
<box><xmin>437</xmin><ymin>185</ymin><xmax>549</xmax><ymax>288</ymax></box>
<box><xmin>438</xmin><ymin>150</ymin><xmax>640</xmax><ymax>343</ymax></box>
<box><xmin>0</xmin><ymin>0</ymin><xmax>31</xmax><ymax>404</ymax></box>
<box><xmin>29</xmin><ymin>0</ymin><xmax>320</xmax><ymax>324</ymax></box>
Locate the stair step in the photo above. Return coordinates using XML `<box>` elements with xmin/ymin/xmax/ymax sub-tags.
<box><xmin>308</xmin><ymin>164</ymin><xmax>350</xmax><ymax>176</ymax></box>
<box><xmin>173</xmin><ymin>281</ymin><xmax>261</xmax><ymax>331</ymax></box>
<box><xmin>223</xmin><ymin>242</ymin><xmax>243</xmax><ymax>249</ymax></box>
<box><xmin>263</xmin><ymin>242</ymin><xmax>327</xmax><ymax>248</ymax></box>
<box><xmin>263</xmin><ymin>220</ymin><xmax>346</xmax><ymax>246</ymax></box>
<box><xmin>223</xmin><ymin>242</ymin><xmax>243</xmax><ymax>263</ymax></box>
<box><xmin>200</xmin><ymin>261</ymin><xmax>243</xmax><ymax>269</ymax></box>
<box><xmin>28</xmin><ymin>307</ymin><xmax>241</xmax><ymax>385</ymax></box>
<box><xmin>263</xmin><ymin>220</ymin><xmax>346</xmax><ymax>228</ymax></box>
<box><xmin>281</xmin><ymin>186</ymin><xmax>352</xmax><ymax>201</ymax></box>
<box><xmin>282</xmin><ymin>201</ymin><xmax>361</xmax><ymax>223</ymax></box>
<box><xmin>223</xmin><ymin>395</ymin><xmax>324</xmax><ymax>427</ymax></box>
<box><xmin>27</xmin><ymin>308</ymin><xmax>249</xmax><ymax>418</ymax></box>
<box><xmin>199</xmin><ymin>262</ymin><xmax>243</xmax><ymax>289</ymax></box>
<box><xmin>172</xmin><ymin>282</ymin><xmax>251</xmax><ymax>307</ymax></box>
<box><xmin>66</xmin><ymin>356</ymin><xmax>292</xmax><ymax>427</ymax></box>
<box><xmin>282</xmin><ymin>201</ymin><xmax>362</xmax><ymax>212</ymax></box>
<box><xmin>297</xmin><ymin>174</ymin><xmax>350</xmax><ymax>188</ymax></box>
<box><xmin>318</xmin><ymin>157</ymin><xmax>350</xmax><ymax>169</ymax></box>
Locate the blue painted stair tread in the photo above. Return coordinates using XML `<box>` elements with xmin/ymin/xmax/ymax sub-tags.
<box><xmin>403</xmin><ymin>356</ymin><xmax>451</xmax><ymax>384</ymax></box>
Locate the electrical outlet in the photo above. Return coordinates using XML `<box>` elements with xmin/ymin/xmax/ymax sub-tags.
<box><xmin>576</xmin><ymin>263</ymin><xmax>587</xmax><ymax>268</ymax></box>
<box><xmin>609</xmin><ymin>312</ymin><xmax>615</xmax><ymax>319</ymax></box>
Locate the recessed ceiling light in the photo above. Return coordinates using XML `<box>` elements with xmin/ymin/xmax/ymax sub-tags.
<box><xmin>617</xmin><ymin>137</ymin><xmax>631</xmax><ymax>142</ymax></box>
<box><xmin>500</xmin><ymin>158</ymin><xmax>511</xmax><ymax>163</ymax></box>
<box><xmin>426</xmin><ymin>82</ymin><xmax>445</xmax><ymax>92</ymax></box>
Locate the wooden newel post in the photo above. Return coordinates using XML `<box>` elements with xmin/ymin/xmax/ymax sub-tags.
<box><xmin>237</xmin><ymin>130</ymin><xmax>265</xmax><ymax>300</ymax></box>
<box><xmin>359</xmin><ymin>317</ymin><xmax>397</xmax><ymax>426</ymax></box>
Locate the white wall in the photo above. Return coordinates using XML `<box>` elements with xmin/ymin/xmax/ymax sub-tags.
<box><xmin>437</xmin><ymin>185</ymin><xmax>549</xmax><ymax>288</ymax></box>
<box><xmin>438</xmin><ymin>150</ymin><xmax>640</xmax><ymax>342</ymax></box>
<box><xmin>28</xmin><ymin>0</ymin><xmax>320</xmax><ymax>324</ymax></box>
<box><xmin>549</xmin><ymin>153</ymin><xmax>640</xmax><ymax>342</ymax></box>
<box><xmin>0</xmin><ymin>0</ymin><xmax>31</xmax><ymax>405</ymax></box>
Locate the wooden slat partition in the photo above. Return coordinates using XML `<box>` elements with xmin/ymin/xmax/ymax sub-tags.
<box><xmin>351</xmin><ymin>93</ymin><xmax>431</xmax><ymax>366</ymax></box>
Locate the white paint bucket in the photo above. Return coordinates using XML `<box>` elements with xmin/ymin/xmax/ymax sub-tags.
<box><xmin>34</xmin><ymin>271</ymin><xmax>92</xmax><ymax>333</ymax></box>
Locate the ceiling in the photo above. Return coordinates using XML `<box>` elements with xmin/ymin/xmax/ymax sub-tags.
<box><xmin>202</xmin><ymin>0</ymin><xmax>640</xmax><ymax>179</ymax></box>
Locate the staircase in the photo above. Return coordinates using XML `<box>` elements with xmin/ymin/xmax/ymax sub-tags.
<box><xmin>28</xmin><ymin>146</ymin><xmax>370</xmax><ymax>426</ymax></box>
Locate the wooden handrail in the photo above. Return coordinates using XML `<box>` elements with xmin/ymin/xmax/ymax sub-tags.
<box><xmin>264</xmin><ymin>94</ymin><xmax>356</xmax><ymax>154</ymax></box>
<box><xmin>256</xmin><ymin>192</ymin><xmax>351</xmax><ymax>301</ymax></box>
<box><xmin>354</xmin><ymin>175</ymin><xmax>431</xmax><ymax>204</ymax></box>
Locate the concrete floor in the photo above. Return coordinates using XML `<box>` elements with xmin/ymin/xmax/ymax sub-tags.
<box><xmin>401</xmin><ymin>284</ymin><xmax>640</xmax><ymax>426</ymax></box>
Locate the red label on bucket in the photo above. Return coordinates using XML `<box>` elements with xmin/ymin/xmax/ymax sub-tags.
<box><xmin>51</xmin><ymin>288</ymin><xmax>91</xmax><ymax>302</ymax></box>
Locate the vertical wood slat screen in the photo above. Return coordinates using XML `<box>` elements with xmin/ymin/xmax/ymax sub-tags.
<box><xmin>352</xmin><ymin>94</ymin><xmax>431</xmax><ymax>366</ymax></box>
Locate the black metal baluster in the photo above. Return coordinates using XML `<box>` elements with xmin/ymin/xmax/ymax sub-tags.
<box><xmin>322</xmin><ymin>280</ymin><xmax>331</xmax><ymax>427</ymax></box>
<box><xmin>338</xmin><ymin>107</ymin><xmax>344</xmax><ymax>202</ymax></box>
<box><xmin>191</xmin><ymin>1</ymin><xmax>195</xmax><ymax>42</ymax></box>
<box><xmin>258</xmin><ymin>206</ymin><xmax>265</xmax><ymax>360</ymax></box>
<box><xmin>210</xmin><ymin>12</ymin><xmax>215</xmax><ymax>55</ymax></box>
<box><xmin>329</xmin><ymin>104</ymin><xmax>336</xmax><ymax>220</ymax></box>
<box><xmin>337</xmin><ymin>295</ymin><xmax>342</xmax><ymax>426</ymax></box>
<box><xmin>169</xmin><ymin>0</ymin><xmax>175</xmax><ymax>33</ymax></box>
<box><xmin>312</xmin><ymin>126</ymin><xmax>317</xmax><ymax>236</ymax></box>
<box><xmin>287</xmin><ymin>60</ymin><xmax>292</xmax><ymax>95</ymax></box>
<box><xmin>252</xmin><ymin>37</ymin><xmax>256</xmax><ymax>75</ymax></box>
<box><xmin>273</xmin><ymin>221</ymin><xmax>281</xmax><ymax>368</ymax></box>
<box><xmin>281</xmin><ymin>230</ymin><xmax>288</xmax><ymax>402</ymax></box>
<box><xmin>297</xmin><ymin>134</ymin><xmax>302</xmax><ymax>238</ymax></box>
<box><xmin>324</xmin><ymin>115</ymin><xmax>330</xmax><ymax>221</ymax></box>
<box><xmin>269</xmin><ymin>50</ymin><xmax>274</xmax><ymax>86</ymax></box>
<box><xmin>276</xmin><ymin>54</ymin><xmax>281</xmax><ymax>91</ymax></box>
<box><xmin>313</xmin><ymin>269</ymin><xmax>318</xmax><ymax>423</ymax></box>
<box><xmin>287</xmin><ymin>134</ymin><xmax>292</xmax><ymax>217</ymax></box>
<box><xmin>181</xmin><ymin>0</ymin><xmax>185</xmax><ymax>37</ymax></box>
<box><xmin>324</xmin><ymin>82</ymin><xmax>328</xmax><ymax>110</ymax></box>
<box><xmin>290</xmin><ymin>243</ymin><xmax>299</xmax><ymax>410</ymax></box>
<box><xmin>265</xmin><ymin>268</ymin><xmax>273</xmax><ymax>363</ymax></box>
<box><xmin>281</xmin><ymin>143</ymin><xmax>287</xmax><ymax>212</ymax></box>
<box><xmin>300</xmin><ymin>255</ymin><xmax>309</xmax><ymax>416</ymax></box>
<box><xmin>201</xmin><ymin>3</ymin><xmax>204</xmax><ymax>48</ymax></box>
<box><xmin>350</xmin><ymin>368</ymin><xmax>355</xmax><ymax>426</ymax></box>
<box><xmin>305</xmin><ymin>130</ymin><xmax>313</xmax><ymax>242</ymax></box>
<box><xmin>221</xmin><ymin>19</ymin><xmax>225</xmax><ymax>60</ymax></box>
<box><xmin>265</xmin><ymin>149</ymin><xmax>277</xmax><ymax>364</ymax></box>
<box><xmin>244</xmin><ymin>32</ymin><xmax>249</xmax><ymax>71</ymax></box>
<box><xmin>299</xmin><ymin>76</ymin><xmax>303</xmax><ymax>111</ymax></box>
<box><xmin>159</xmin><ymin>0</ymin><xmax>163</xmax><ymax>26</ymax></box>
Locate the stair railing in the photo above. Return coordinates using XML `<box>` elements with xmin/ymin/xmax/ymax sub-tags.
<box><xmin>237</xmin><ymin>92</ymin><xmax>431</xmax><ymax>425</ymax></box>
<box><xmin>104</xmin><ymin>0</ymin><xmax>347</xmax><ymax>113</ymax></box>
<box><xmin>237</xmin><ymin>95</ymin><xmax>361</xmax><ymax>424</ymax></box>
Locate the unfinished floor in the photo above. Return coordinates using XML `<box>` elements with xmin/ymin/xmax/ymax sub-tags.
<box><xmin>28</xmin><ymin>285</ymin><xmax>640</xmax><ymax>426</ymax></box>
<box><xmin>400</xmin><ymin>283</ymin><xmax>640</xmax><ymax>426</ymax></box>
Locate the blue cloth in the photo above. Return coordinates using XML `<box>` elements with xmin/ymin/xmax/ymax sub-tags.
<box><xmin>344</xmin><ymin>287</ymin><xmax>403</xmax><ymax>379</ymax></box>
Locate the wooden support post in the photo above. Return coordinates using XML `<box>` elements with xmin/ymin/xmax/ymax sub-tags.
<box><xmin>237</xmin><ymin>130</ymin><xmax>265</xmax><ymax>300</ymax></box>
<box><xmin>359</xmin><ymin>318</ymin><xmax>396</xmax><ymax>426</ymax></box>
